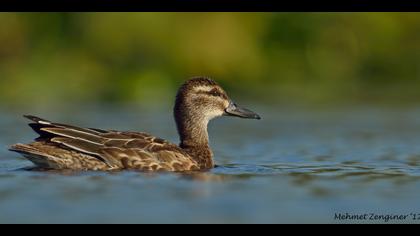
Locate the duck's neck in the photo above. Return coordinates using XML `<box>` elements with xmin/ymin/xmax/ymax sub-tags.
<box><xmin>174</xmin><ymin>110</ymin><xmax>214</xmax><ymax>169</ymax></box>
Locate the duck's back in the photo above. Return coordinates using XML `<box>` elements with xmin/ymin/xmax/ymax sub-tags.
<box><xmin>9</xmin><ymin>116</ymin><xmax>200</xmax><ymax>171</ymax></box>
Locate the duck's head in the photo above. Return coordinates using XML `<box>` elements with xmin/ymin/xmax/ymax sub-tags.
<box><xmin>174</xmin><ymin>77</ymin><xmax>260</xmax><ymax>137</ymax></box>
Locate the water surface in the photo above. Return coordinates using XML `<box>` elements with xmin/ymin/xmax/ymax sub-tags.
<box><xmin>1</xmin><ymin>106</ymin><xmax>420</xmax><ymax>223</ymax></box>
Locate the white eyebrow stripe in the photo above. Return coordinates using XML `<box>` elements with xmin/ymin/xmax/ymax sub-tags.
<box><xmin>196</xmin><ymin>85</ymin><xmax>214</xmax><ymax>91</ymax></box>
<box><xmin>195</xmin><ymin>86</ymin><xmax>214</xmax><ymax>92</ymax></box>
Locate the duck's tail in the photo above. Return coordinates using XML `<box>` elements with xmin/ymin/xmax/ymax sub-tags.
<box><xmin>9</xmin><ymin>143</ymin><xmax>59</xmax><ymax>169</ymax></box>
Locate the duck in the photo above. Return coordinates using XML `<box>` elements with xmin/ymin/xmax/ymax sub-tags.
<box><xmin>9</xmin><ymin>77</ymin><xmax>261</xmax><ymax>172</ymax></box>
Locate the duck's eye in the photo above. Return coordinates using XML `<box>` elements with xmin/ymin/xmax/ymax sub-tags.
<box><xmin>209</xmin><ymin>89</ymin><xmax>221</xmax><ymax>97</ymax></box>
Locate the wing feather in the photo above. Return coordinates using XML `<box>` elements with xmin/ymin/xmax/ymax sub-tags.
<box><xmin>21</xmin><ymin>115</ymin><xmax>196</xmax><ymax>170</ymax></box>
<box><xmin>41</xmin><ymin>127</ymin><xmax>105</xmax><ymax>145</ymax></box>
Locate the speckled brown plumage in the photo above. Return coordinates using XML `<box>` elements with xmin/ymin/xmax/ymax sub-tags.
<box><xmin>9</xmin><ymin>77</ymin><xmax>260</xmax><ymax>172</ymax></box>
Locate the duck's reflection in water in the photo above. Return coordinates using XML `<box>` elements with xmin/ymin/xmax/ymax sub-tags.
<box><xmin>17</xmin><ymin>161</ymin><xmax>420</xmax><ymax>200</ymax></box>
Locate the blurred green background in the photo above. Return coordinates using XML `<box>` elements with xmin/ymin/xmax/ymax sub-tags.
<box><xmin>0</xmin><ymin>13</ymin><xmax>419</xmax><ymax>110</ymax></box>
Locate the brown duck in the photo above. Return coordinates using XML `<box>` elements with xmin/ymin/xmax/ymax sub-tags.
<box><xmin>9</xmin><ymin>77</ymin><xmax>261</xmax><ymax>172</ymax></box>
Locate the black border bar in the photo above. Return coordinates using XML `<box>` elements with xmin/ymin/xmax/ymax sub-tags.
<box><xmin>1</xmin><ymin>0</ymin><xmax>420</xmax><ymax>12</ymax></box>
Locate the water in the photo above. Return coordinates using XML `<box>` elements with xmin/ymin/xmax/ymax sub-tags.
<box><xmin>1</xmin><ymin>106</ymin><xmax>420</xmax><ymax>223</ymax></box>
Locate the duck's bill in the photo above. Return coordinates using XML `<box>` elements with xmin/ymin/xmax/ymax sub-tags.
<box><xmin>224</xmin><ymin>102</ymin><xmax>261</xmax><ymax>120</ymax></box>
